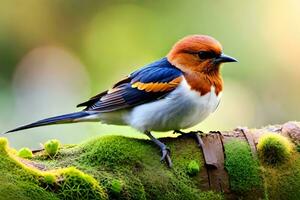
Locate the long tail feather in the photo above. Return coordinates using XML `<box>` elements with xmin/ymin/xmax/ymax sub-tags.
<box><xmin>4</xmin><ymin>111</ymin><xmax>94</xmax><ymax>134</ymax></box>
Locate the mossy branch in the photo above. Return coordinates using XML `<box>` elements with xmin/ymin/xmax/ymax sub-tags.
<box><xmin>0</xmin><ymin>122</ymin><xmax>300</xmax><ymax>200</ymax></box>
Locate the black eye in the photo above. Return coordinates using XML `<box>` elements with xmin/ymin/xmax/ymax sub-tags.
<box><xmin>197</xmin><ymin>51</ymin><xmax>216</xmax><ymax>59</ymax></box>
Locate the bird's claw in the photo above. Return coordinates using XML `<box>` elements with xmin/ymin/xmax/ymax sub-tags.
<box><xmin>160</xmin><ymin>147</ymin><xmax>172</xmax><ymax>167</ymax></box>
<box><xmin>160</xmin><ymin>147</ymin><xmax>170</xmax><ymax>161</ymax></box>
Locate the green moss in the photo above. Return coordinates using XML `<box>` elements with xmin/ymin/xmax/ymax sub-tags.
<box><xmin>17</xmin><ymin>134</ymin><xmax>300</xmax><ymax>200</ymax></box>
<box><xmin>44</xmin><ymin>139</ymin><xmax>60</xmax><ymax>158</ymax></box>
<box><xmin>68</xmin><ymin>135</ymin><xmax>213</xmax><ymax>200</ymax></box>
<box><xmin>1</xmin><ymin>135</ymin><xmax>217</xmax><ymax>200</ymax></box>
<box><xmin>0</xmin><ymin>178</ymin><xmax>59</xmax><ymax>200</ymax></box>
<box><xmin>79</xmin><ymin>136</ymin><xmax>152</xmax><ymax>168</ymax></box>
<box><xmin>0</xmin><ymin>138</ymin><xmax>58</xmax><ymax>200</ymax></box>
<box><xmin>296</xmin><ymin>144</ymin><xmax>300</xmax><ymax>153</ymax></box>
<box><xmin>0</xmin><ymin>138</ymin><xmax>42</xmax><ymax>181</ymax></box>
<box><xmin>133</xmin><ymin>136</ymin><xmax>208</xmax><ymax>200</ymax></box>
<box><xmin>55</xmin><ymin>167</ymin><xmax>107</xmax><ymax>200</ymax></box>
<box><xmin>0</xmin><ymin>138</ymin><xmax>8</xmax><ymax>152</ymax></box>
<box><xmin>110</xmin><ymin>179</ymin><xmax>122</xmax><ymax>196</ymax></box>
<box><xmin>18</xmin><ymin>147</ymin><xmax>33</xmax><ymax>159</ymax></box>
<box><xmin>0</xmin><ymin>137</ymin><xmax>108</xmax><ymax>200</ymax></box>
<box><xmin>198</xmin><ymin>191</ymin><xmax>224</xmax><ymax>200</ymax></box>
<box><xmin>224</xmin><ymin>139</ymin><xmax>262</xmax><ymax>195</ymax></box>
<box><xmin>187</xmin><ymin>160</ymin><xmax>200</xmax><ymax>176</ymax></box>
<box><xmin>43</xmin><ymin>173</ymin><xmax>56</xmax><ymax>185</ymax></box>
<box><xmin>10</xmin><ymin>147</ymin><xmax>18</xmax><ymax>155</ymax></box>
<box><xmin>263</xmin><ymin>154</ymin><xmax>300</xmax><ymax>200</ymax></box>
<box><xmin>257</xmin><ymin>133</ymin><xmax>292</xmax><ymax>165</ymax></box>
<box><xmin>97</xmin><ymin>171</ymin><xmax>147</xmax><ymax>200</ymax></box>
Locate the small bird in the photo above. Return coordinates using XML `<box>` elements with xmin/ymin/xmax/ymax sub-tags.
<box><xmin>5</xmin><ymin>35</ymin><xmax>237</xmax><ymax>167</ymax></box>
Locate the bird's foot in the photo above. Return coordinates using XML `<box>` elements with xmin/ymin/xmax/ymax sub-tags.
<box><xmin>144</xmin><ymin>131</ymin><xmax>172</xmax><ymax>168</ymax></box>
<box><xmin>160</xmin><ymin>146</ymin><xmax>172</xmax><ymax>167</ymax></box>
<box><xmin>173</xmin><ymin>130</ymin><xmax>204</xmax><ymax>148</ymax></box>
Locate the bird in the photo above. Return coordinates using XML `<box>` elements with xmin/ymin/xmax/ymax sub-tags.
<box><xmin>5</xmin><ymin>35</ymin><xmax>237</xmax><ymax>167</ymax></box>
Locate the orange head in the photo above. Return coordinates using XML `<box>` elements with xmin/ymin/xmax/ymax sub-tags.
<box><xmin>167</xmin><ymin>35</ymin><xmax>237</xmax><ymax>74</ymax></box>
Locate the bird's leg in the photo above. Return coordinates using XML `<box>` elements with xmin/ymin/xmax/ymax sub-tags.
<box><xmin>144</xmin><ymin>131</ymin><xmax>172</xmax><ymax>167</ymax></box>
<box><xmin>173</xmin><ymin>130</ymin><xmax>204</xmax><ymax>148</ymax></box>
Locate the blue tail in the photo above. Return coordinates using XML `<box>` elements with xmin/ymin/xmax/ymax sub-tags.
<box><xmin>4</xmin><ymin>111</ymin><xmax>92</xmax><ymax>134</ymax></box>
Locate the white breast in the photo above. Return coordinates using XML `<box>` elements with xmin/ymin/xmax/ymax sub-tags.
<box><xmin>126</xmin><ymin>79</ymin><xmax>221</xmax><ymax>132</ymax></box>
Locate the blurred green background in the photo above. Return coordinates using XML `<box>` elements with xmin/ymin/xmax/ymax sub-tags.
<box><xmin>1</xmin><ymin>0</ymin><xmax>299</xmax><ymax>149</ymax></box>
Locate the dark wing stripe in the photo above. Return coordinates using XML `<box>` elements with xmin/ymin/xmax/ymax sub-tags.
<box><xmin>77</xmin><ymin>91</ymin><xmax>108</xmax><ymax>108</ymax></box>
<box><xmin>88</xmin><ymin>87</ymin><xmax>128</xmax><ymax>111</ymax></box>
<box><xmin>77</xmin><ymin>77</ymin><xmax>130</xmax><ymax>108</ymax></box>
<box><xmin>98</xmin><ymin>99</ymin><xmax>126</xmax><ymax>107</ymax></box>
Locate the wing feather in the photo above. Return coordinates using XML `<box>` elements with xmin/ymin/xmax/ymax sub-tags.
<box><xmin>78</xmin><ymin>57</ymin><xmax>183</xmax><ymax>112</ymax></box>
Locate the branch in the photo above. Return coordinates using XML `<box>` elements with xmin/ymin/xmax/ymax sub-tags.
<box><xmin>0</xmin><ymin>122</ymin><xmax>299</xmax><ymax>200</ymax></box>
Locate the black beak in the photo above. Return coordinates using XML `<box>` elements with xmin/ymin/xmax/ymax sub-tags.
<box><xmin>215</xmin><ymin>53</ymin><xmax>238</xmax><ymax>63</ymax></box>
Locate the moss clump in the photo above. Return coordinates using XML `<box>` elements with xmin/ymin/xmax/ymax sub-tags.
<box><xmin>0</xmin><ymin>138</ymin><xmax>58</xmax><ymax>200</ymax></box>
<box><xmin>43</xmin><ymin>173</ymin><xmax>56</xmax><ymax>185</ymax></box>
<box><xmin>110</xmin><ymin>179</ymin><xmax>122</xmax><ymax>196</ymax></box>
<box><xmin>79</xmin><ymin>136</ymin><xmax>149</xmax><ymax>168</ymax></box>
<box><xmin>0</xmin><ymin>137</ymin><xmax>108</xmax><ymax>200</ymax></box>
<box><xmin>18</xmin><ymin>147</ymin><xmax>33</xmax><ymax>159</ymax></box>
<box><xmin>187</xmin><ymin>160</ymin><xmax>200</xmax><ymax>176</ymax></box>
<box><xmin>0</xmin><ymin>138</ymin><xmax>8</xmax><ymax>152</ymax></box>
<box><xmin>55</xmin><ymin>167</ymin><xmax>107</xmax><ymax>200</ymax></box>
<box><xmin>75</xmin><ymin>135</ymin><xmax>214</xmax><ymax>200</ymax></box>
<box><xmin>224</xmin><ymin>139</ymin><xmax>262</xmax><ymax>195</ymax></box>
<box><xmin>263</xmin><ymin>154</ymin><xmax>300</xmax><ymax>200</ymax></box>
<box><xmin>1</xmin><ymin>135</ymin><xmax>223</xmax><ymax>200</ymax></box>
<box><xmin>44</xmin><ymin>139</ymin><xmax>60</xmax><ymax>158</ymax></box>
<box><xmin>257</xmin><ymin>133</ymin><xmax>292</xmax><ymax>165</ymax></box>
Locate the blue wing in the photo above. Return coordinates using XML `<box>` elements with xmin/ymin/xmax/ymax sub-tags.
<box><xmin>77</xmin><ymin>57</ymin><xmax>183</xmax><ymax>112</ymax></box>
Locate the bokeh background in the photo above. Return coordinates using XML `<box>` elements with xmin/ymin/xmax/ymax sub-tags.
<box><xmin>1</xmin><ymin>0</ymin><xmax>299</xmax><ymax>149</ymax></box>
